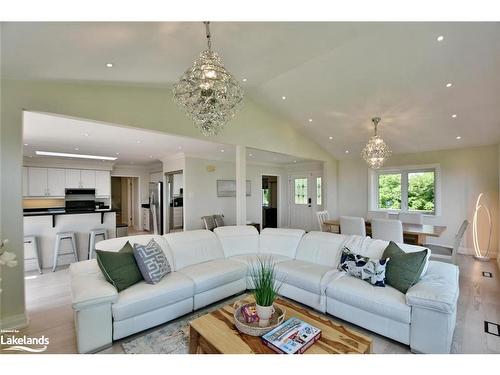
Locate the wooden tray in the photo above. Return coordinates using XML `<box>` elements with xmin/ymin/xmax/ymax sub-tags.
<box><xmin>233</xmin><ymin>300</ymin><xmax>286</xmax><ymax>336</ymax></box>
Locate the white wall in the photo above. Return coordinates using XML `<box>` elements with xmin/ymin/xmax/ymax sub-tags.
<box><xmin>338</xmin><ymin>145</ymin><xmax>499</xmax><ymax>257</ymax></box>
<box><xmin>183</xmin><ymin>156</ymin><xmax>290</xmax><ymax>230</ymax></box>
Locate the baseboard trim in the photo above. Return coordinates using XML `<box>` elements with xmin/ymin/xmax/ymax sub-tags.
<box><xmin>0</xmin><ymin>312</ymin><xmax>29</xmax><ymax>330</ymax></box>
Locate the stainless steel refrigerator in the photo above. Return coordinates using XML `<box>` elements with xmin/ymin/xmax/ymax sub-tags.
<box><xmin>149</xmin><ymin>181</ymin><xmax>163</xmax><ymax>235</ymax></box>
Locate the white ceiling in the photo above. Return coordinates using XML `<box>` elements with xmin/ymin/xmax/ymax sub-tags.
<box><xmin>23</xmin><ymin>111</ymin><xmax>311</xmax><ymax>166</ymax></box>
<box><xmin>6</xmin><ymin>22</ymin><xmax>500</xmax><ymax>159</ymax></box>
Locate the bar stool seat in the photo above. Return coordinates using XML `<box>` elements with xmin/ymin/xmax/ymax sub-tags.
<box><xmin>24</xmin><ymin>235</ymin><xmax>42</xmax><ymax>274</ymax></box>
<box><xmin>53</xmin><ymin>231</ymin><xmax>78</xmax><ymax>272</ymax></box>
<box><xmin>88</xmin><ymin>228</ymin><xmax>108</xmax><ymax>259</ymax></box>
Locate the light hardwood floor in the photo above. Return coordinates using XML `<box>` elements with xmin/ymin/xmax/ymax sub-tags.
<box><xmin>16</xmin><ymin>255</ymin><xmax>500</xmax><ymax>354</ymax></box>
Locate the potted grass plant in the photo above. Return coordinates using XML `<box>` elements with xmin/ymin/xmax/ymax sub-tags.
<box><xmin>249</xmin><ymin>256</ymin><xmax>284</xmax><ymax>327</ymax></box>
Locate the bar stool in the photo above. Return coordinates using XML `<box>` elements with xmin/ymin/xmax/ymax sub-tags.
<box><xmin>52</xmin><ymin>231</ymin><xmax>78</xmax><ymax>272</ymax></box>
<box><xmin>24</xmin><ymin>235</ymin><xmax>42</xmax><ymax>274</ymax></box>
<box><xmin>88</xmin><ymin>228</ymin><xmax>108</xmax><ymax>259</ymax></box>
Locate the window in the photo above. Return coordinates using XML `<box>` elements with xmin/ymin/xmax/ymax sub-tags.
<box><xmin>316</xmin><ymin>177</ymin><xmax>322</xmax><ymax>205</ymax></box>
<box><xmin>370</xmin><ymin>165</ymin><xmax>439</xmax><ymax>215</ymax></box>
<box><xmin>294</xmin><ymin>178</ymin><xmax>307</xmax><ymax>204</ymax></box>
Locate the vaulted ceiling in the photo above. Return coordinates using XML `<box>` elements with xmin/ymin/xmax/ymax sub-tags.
<box><xmin>4</xmin><ymin>22</ymin><xmax>500</xmax><ymax>159</ymax></box>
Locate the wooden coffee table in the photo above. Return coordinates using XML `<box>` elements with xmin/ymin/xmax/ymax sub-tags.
<box><xmin>189</xmin><ymin>295</ymin><xmax>372</xmax><ymax>354</ymax></box>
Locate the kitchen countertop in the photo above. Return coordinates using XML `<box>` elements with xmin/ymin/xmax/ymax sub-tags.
<box><xmin>23</xmin><ymin>208</ymin><xmax>117</xmax><ymax>217</ymax></box>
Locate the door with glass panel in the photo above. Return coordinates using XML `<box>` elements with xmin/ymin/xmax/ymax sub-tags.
<box><xmin>289</xmin><ymin>173</ymin><xmax>323</xmax><ymax>231</ymax></box>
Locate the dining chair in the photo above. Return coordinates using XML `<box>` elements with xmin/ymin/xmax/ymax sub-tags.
<box><xmin>316</xmin><ymin>210</ymin><xmax>329</xmax><ymax>231</ymax></box>
<box><xmin>426</xmin><ymin>219</ymin><xmax>469</xmax><ymax>265</ymax></box>
<box><xmin>371</xmin><ymin>218</ymin><xmax>404</xmax><ymax>243</ymax></box>
<box><xmin>201</xmin><ymin>215</ymin><xmax>217</xmax><ymax>231</ymax></box>
<box><xmin>339</xmin><ymin>216</ymin><xmax>366</xmax><ymax>237</ymax></box>
<box><xmin>367</xmin><ymin>210</ymin><xmax>389</xmax><ymax>220</ymax></box>
<box><xmin>398</xmin><ymin>212</ymin><xmax>423</xmax><ymax>224</ymax></box>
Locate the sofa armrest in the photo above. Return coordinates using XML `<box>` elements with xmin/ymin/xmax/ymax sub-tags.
<box><xmin>70</xmin><ymin>260</ymin><xmax>118</xmax><ymax>309</ymax></box>
<box><xmin>406</xmin><ymin>261</ymin><xmax>459</xmax><ymax>313</ymax></box>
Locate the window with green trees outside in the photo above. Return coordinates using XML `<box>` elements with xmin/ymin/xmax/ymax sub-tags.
<box><xmin>376</xmin><ymin>168</ymin><xmax>437</xmax><ymax>214</ymax></box>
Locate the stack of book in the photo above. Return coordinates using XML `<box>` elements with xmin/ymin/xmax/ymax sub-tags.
<box><xmin>261</xmin><ymin>317</ymin><xmax>321</xmax><ymax>354</ymax></box>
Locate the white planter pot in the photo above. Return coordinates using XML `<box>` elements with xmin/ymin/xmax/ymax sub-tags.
<box><xmin>256</xmin><ymin>304</ymin><xmax>275</xmax><ymax>327</ymax></box>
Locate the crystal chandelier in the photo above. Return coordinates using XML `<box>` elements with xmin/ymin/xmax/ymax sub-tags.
<box><xmin>173</xmin><ymin>22</ymin><xmax>244</xmax><ymax>136</ymax></box>
<box><xmin>361</xmin><ymin>117</ymin><xmax>392</xmax><ymax>169</ymax></box>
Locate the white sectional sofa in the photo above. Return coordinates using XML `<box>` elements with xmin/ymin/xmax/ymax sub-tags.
<box><xmin>69</xmin><ymin>226</ymin><xmax>459</xmax><ymax>354</ymax></box>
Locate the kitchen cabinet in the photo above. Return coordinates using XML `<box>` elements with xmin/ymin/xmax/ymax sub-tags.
<box><xmin>28</xmin><ymin>167</ymin><xmax>48</xmax><ymax>196</ymax></box>
<box><xmin>65</xmin><ymin>169</ymin><xmax>81</xmax><ymax>188</ymax></box>
<box><xmin>173</xmin><ymin>207</ymin><xmax>183</xmax><ymax>228</ymax></box>
<box><xmin>47</xmin><ymin>168</ymin><xmax>66</xmax><ymax>197</ymax></box>
<box><xmin>95</xmin><ymin>170</ymin><xmax>110</xmax><ymax>197</ymax></box>
<box><xmin>142</xmin><ymin>208</ymin><xmax>151</xmax><ymax>231</ymax></box>
<box><xmin>173</xmin><ymin>173</ymin><xmax>183</xmax><ymax>196</ymax></box>
<box><xmin>80</xmin><ymin>170</ymin><xmax>96</xmax><ymax>188</ymax></box>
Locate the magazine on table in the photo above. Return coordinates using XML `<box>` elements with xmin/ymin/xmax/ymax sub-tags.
<box><xmin>261</xmin><ymin>317</ymin><xmax>321</xmax><ymax>354</ymax></box>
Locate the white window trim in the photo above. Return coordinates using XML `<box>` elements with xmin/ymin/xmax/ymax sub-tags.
<box><xmin>368</xmin><ymin>163</ymin><xmax>441</xmax><ymax>217</ymax></box>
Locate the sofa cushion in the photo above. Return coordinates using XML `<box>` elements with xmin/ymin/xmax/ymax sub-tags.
<box><xmin>275</xmin><ymin>260</ymin><xmax>339</xmax><ymax>295</ymax></box>
<box><xmin>383</xmin><ymin>241</ymin><xmax>428</xmax><ymax>293</ymax></box>
<box><xmin>326</xmin><ymin>275</ymin><xmax>411</xmax><ymax>324</ymax></box>
<box><xmin>112</xmin><ymin>271</ymin><xmax>194</xmax><ymax>321</ymax></box>
<box><xmin>259</xmin><ymin>228</ymin><xmax>305</xmax><ymax>258</ymax></box>
<box><xmin>95</xmin><ymin>244</ymin><xmax>143</xmax><ymax>292</ymax></box>
<box><xmin>178</xmin><ymin>259</ymin><xmax>246</xmax><ymax>293</ymax></box>
<box><xmin>295</xmin><ymin>231</ymin><xmax>348</xmax><ymax>267</ymax></box>
<box><xmin>230</xmin><ymin>254</ymin><xmax>291</xmax><ymax>272</ymax></box>
<box><xmin>133</xmin><ymin>239</ymin><xmax>172</xmax><ymax>284</ymax></box>
<box><xmin>214</xmin><ymin>225</ymin><xmax>259</xmax><ymax>257</ymax></box>
<box><xmin>95</xmin><ymin>235</ymin><xmax>175</xmax><ymax>269</ymax></box>
<box><xmin>164</xmin><ymin>230</ymin><xmax>224</xmax><ymax>271</ymax></box>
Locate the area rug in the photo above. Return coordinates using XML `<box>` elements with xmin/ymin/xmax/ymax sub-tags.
<box><xmin>121</xmin><ymin>293</ymin><xmax>248</xmax><ymax>354</ymax></box>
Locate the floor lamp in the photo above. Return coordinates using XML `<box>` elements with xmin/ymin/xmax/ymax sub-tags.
<box><xmin>472</xmin><ymin>193</ymin><xmax>492</xmax><ymax>261</ymax></box>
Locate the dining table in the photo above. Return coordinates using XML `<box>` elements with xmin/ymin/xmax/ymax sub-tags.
<box><xmin>323</xmin><ymin>218</ymin><xmax>447</xmax><ymax>246</ymax></box>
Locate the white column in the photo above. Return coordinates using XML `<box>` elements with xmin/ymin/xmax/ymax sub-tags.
<box><xmin>235</xmin><ymin>145</ymin><xmax>247</xmax><ymax>225</ymax></box>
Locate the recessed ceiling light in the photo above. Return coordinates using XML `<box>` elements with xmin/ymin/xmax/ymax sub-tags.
<box><xmin>24</xmin><ymin>143</ymin><xmax>28</xmax><ymax>146</ymax></box>
<box><xmin>345</xmin><ymin>150</ymin><xmax>350</xmax><ymax>154</ymax></box>
<box><xmin>308</xmin><ymin>118</ymin><xmax>313</xmax><ymax>123</ymax></box>
<box><xmin>452</xmin><ymin>114</ymin><xmax>457</xmax><ymax>118</ymax></box>
<box><xmin>84</xmin><ymin>133</ymin><xmax>89</xmax><ymax>137</ymax></box>
<box><xmin>437</xmin><ymin>35</ymin><xmax>444</xmax><ymax>42</ymax></box>
<box><xmin>220</xmin><ymin>149</ymin><xmax>225</xmax><ymax>153</ymax></box>
<box><xmin>329</xmin><ymin>136</ymin><xmax>333</xmax><ymax>140</ymax></box>
<box><xmin>249</xmin><ymin>153</ymin><xmax>253</xmax><ymax>157</ymax></box>
<box><xmin>35</xmin><ymin>151</ymin><xmax>117</xmax><ymax>161</ymax></box>
<box><xmin>74</xmin><ymin>147</ymin><xmax>79</xmax><ymax>151</ymax></box>
<box><xmin>106</xmin><ymin>63</ymin><xmax>113</xmax><ymax>68</ymax></box>
<box><xmin>446</xmin><ymin>83</ymin><xmax>453</xmax><ymax>88</ymax></box>
<box><xmin>136</xmin><ymin>140</ymin><xmax>141</xmax><ymax>144</ymax></box>
<box><xmin>282</xmin><ymin>96</ymin><xmax>286</xmax><ymax>100</ymax></box>
<box><xmin>242</xmin><ymin>78</ymin><xmax>247</xmax><ymax>82</ymax></box>
<box><xmin>456</xmin><ymin>136</ymin><xmax>462</xmax><ymax>140</ymax></box>
<box><xmin>116</xmin><ymin>152</ymin><xmax>120</xmax><ymax>155</ymax></box>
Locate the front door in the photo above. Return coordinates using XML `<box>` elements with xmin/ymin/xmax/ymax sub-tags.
<box><xmin>288</xmin><ymin>173</ymin><xmax>323</xmax><ymax>231</ymax></box>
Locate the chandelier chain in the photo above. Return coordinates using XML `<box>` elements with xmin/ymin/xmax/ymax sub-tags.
<box><xmin>204</xmin><ymin>21</ymin><xmax>212</xmax><ymax>50</ymax></box>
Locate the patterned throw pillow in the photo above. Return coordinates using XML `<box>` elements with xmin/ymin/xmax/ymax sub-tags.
<box><xmin>133</xmin><ymin>239</ymin><xmax>171</xmax><ymax>284</ymax></box>
<box><xmin>338</xmin><ymin>247</ymin><xmax>389</xmax><ymax>287</ymax></box>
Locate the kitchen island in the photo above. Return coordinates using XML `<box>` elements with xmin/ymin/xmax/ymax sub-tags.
<box><xmin>23</xmin><ymin>209</ymin><xmax>117</xmax><ymax>270</ymax></box>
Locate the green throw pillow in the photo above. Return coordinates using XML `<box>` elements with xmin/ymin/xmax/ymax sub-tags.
<box><xmin>96</xmin><ymin>241</ymin><xmax>143</xmax><ymax>292</ymax></box>
<box><xmin>382</xmin><ymin>241</ymin><xmax>428</xmax><ymax>294</ymax></box>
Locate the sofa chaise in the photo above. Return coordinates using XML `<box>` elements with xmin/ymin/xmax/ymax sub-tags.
<box><xmin>69</xmin><ymin>226</ymin><xmax>459</xmax><ymax>354</ymax></box>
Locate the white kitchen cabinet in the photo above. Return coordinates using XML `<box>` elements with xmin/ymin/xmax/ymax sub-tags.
<box><xmin>22</xmin><ymin>167</ymin><xmax>29</xmax><ymax>196</ymax></box>
<box><xmin>47</xmin><ymin>168</ymin><xmax>66</xmax><ymax>197</ymax></box>
<box><xmin>173</xmin><ymin>173</ymin><xmax>183</xmax><ymax>196</ymax></box>
<box><xmin>173</xmin><ymin>207</ymin><xmax>183</xmax><ymax>228</ymax></box>
<box><xmin>95</xmin><ymin>170</ymin><xmax>111</xmax><ymax>197</ymax></box>
<box><xmin>142</xmin><ymin>208</ymin><xmax>151</xmax><ymax>231</ymax></box>
<box><xmin>80</xmin><ymin>170</ymin><xmax>96</xmax><ymax>189</ymax></box>
<box><xmin>28</xmin><ymin>167</ymin><xmax>48</xmax><ymax>196</ymax></box>
<box><xmin>65</xmin><ymin>169</ymin><xmax>81</xmax><ymax>188</ymax></box>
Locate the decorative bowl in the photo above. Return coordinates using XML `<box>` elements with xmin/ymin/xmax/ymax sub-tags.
<box><xmin>233</xmin><ymin>300</ymin><xmax>286</xmax><ymax>336</ymax></box>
